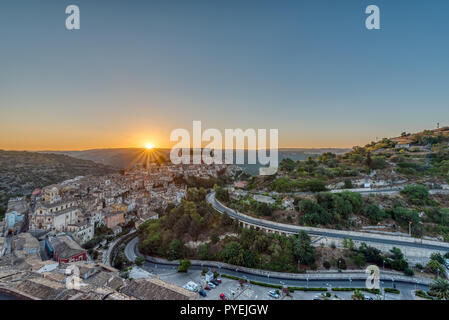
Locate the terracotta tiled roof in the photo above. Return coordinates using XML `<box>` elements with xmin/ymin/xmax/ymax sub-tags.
<box><xmin>120</xmin><ymin>278</ymin><xmax>197</xmax><ymax>300</ymax></box>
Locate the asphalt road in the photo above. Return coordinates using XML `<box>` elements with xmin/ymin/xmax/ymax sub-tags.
<box><xmin>124</xmin><ymin>236</ymin><xmax>430</xmax><ymax>295</ymax></box>
<box><xmin>206</xmin><ymin>192</ymin><xmax>449</xmax><ymax>252</ymax></box>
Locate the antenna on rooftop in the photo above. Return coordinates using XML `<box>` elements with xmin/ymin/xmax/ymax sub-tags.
<box><xmin>437</xmin><ymin>122</ymin><xmax>440</xmax><ymax>129</ymax></box>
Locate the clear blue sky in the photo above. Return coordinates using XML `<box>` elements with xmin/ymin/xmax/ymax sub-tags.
<box><xmin>1</xmin><ymin>0</ymin><xmax>448</xmax><ymax>150</ymax></box>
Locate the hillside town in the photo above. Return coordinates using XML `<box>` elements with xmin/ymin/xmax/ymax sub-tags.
<box><xmin>1</xmin><ymin>128</ymin><xmax>449</xmax><ymax>301</ymax></box>
<box><xmin>0</xmin><ymin>162</ymin><xmax>233</xmax><ymax>300</ymax></box>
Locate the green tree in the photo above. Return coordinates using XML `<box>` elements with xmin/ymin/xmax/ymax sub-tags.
<box><xmin>140</xmin><ymin>232</ymin><xmax>162</xmax><ymax>255</ymax></box>
<box><xmin>364</xmin><ymin>204</ymin><xmax>384</xmax><ymax>223</ymax></box>
<box><xmin>400</xmin><ymin>185</ymin><xmax>430</xmax><ymax>205</ymax></box>
<box><xmin>198</xmin><ymin>243</ymin><xmax>213</xmax><ymax>260</ymax></box>
<box><xmin>358</xmin><ymin>243</ymin><xmax>383</xmax><ymax>265</ymax></box>
<box><xmin>220</xmin><ymin>241</ymin><xmax>245</xmax><ymax>266</ymax></box>
<box><xmin>344</xmin><ymin>179</ymin><xmax>353</xmax><ymax>189</ymax></box>
<box><xmin>352</xmin><ymin>253</ymin><xmax>366</xmax><ymax>268</ymax></box>
<box><xmin>178</xmin><ymin>259</ymin><xmax>191</xmax><ymax>273</ymax></box>
<box><xmin>425</xmin><ymin>260</ymin><xmax>445</xmax><ymax>276</ymax></box>
<box><xmin>168</xmin><ymin>238</ymin><xmax>184</xmax><ymax>260</ymax></box>
<box><xmin>210</xmin><ymin>233</ymin><xmax>219</xmax><ymax>244</ymax></box>
<box><xmin>135</xmin><ymin>257</ymin><xmax>145</xmax><ymax>266</ymax></box>
<box><xmin>214</xmin><ymin>185</ymin><xmax>230</xmax><ymax>202</ymax></box>
<box><xmin>430</xmin><ymin>252</ymin><xmax>446</xmax><ymax>266</ymax></box>
<box><xmin>352</xmin><ymin>289</ymin><xmax>365</xmax><ymax>300</ymax></box>
<box><xmin>279</xmin><ymin>158</ymin><xmax>296</xmax><ymax>172</ymax></box>
<box><xmin>349</xmin><ymin>238</ymin><xmax>355</xmax><ymax>250</ymax></box>
<box><xmin>293</xmin><ymin>231</ymin><xmax>316</xmax><ymax>266</ymax></box>
<box><xmin>429</xmin><ymin>278</ymin><xmax>449</xmax><ymax>299</ymax></box>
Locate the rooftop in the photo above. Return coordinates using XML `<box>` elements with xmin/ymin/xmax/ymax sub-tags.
<box><xmin>49</xmin><ymin>235</ymin><xmax>85</xmax><ymax>260</ymax></box>
<box><xmin>120</xmin><ymin>277</ymin><xmax>197</xmax><ymax>300</ymax></box>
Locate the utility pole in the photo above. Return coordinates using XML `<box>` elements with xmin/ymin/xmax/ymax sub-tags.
<box><xmin>409</xmin><ymin>221</ymin><xmax>412</xmax><ymax>237</ymax></box>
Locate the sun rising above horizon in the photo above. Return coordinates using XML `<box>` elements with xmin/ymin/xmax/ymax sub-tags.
<box><xmin>145</xmin><ymin>143</ymin><xmax>155</xmax><ymax>150</ymax></box>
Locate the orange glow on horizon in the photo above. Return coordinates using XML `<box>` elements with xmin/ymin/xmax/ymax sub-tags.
<box><xmin>145</xmin><ymin>143</ymin><xmax>155</xmax><ymax>150</ymax></box>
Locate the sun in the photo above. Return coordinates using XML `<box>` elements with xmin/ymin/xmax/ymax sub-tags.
<box><xmin>145</xmin><ymin>143</ymin><xmax>154</xmax><ymax>150</ymax></box>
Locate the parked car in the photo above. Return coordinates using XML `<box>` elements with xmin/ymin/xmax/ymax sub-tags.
<box><xmin>208</xmin><ymin>282</ymin><xmax>216</xmax><ymax>289</ymax></box>
<box><xmin>198</xmin><ymin>290</ymin><xmax>207</xmax><ymax>297</ymax></box>
<box><xmin>220</xmin><ymin>293</ymin><xmax>227</xmax><ymax>300</ymax></box>
<box><xmin>268</xmin><ymin>290</ymin><xmax>280</xmax><ymax>299</ymax></box>
<box><xmin>364</xmin><ymin>295</ymin><xmax>374</xmax><ymax>300</ymax></box>
<box><xmin>182</xmin><ymin>281</ymin><xmax>199</xmax><ymax>292</ymax></box>
<box><xmin>204</xmin><ymin>286</ymin><xmax>211</xmax><ymax>290</ymax></box>
<box><xmin>210</xmin><ymin>280</ymin><xmax>220</xmax><ymax>286</ymax></box>
<box><xmin>215</xmin><ymin>278</ymin><xmax>222</xmax><ymax>283</ymax></box>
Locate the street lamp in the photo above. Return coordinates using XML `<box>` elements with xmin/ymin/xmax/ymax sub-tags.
<box><xmin>349</xmin><ymin>277</ymin><xmax>352</xmax><ymax>287</ymax></box>
<box><xmin>383</xmin><ymin>260</ymin><xmax>385</xmax><ymax>271</ymax></box>
<box><xmin>306</xmin><ymin>276</ymin><xmax>309</xmax><ymax>288</ymax></box>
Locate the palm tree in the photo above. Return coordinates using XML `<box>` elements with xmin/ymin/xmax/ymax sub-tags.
<box><xmin>352</xmin><ymin>289</ymin><xmax>365</xmax><ymax>300</ymax></box>
<box><xmin>429</xmin><ymin>278</ymin><xmax>449</xmax><ymax>300</ymax></box>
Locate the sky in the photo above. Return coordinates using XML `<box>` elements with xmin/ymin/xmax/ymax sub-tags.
<box><xmin>1</xmin><ymin>0</ymin><xmax>448</xmax><ymax>151</ymax></box>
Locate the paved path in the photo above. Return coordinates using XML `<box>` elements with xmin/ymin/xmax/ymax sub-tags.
<box><xmin>103</xmin><ymin>230</ymin><xmax>136</xmax><ymax>266</ymax></box>
<box><xmin>124</xmin><ymin>235</ymin><xmax>432</xmax><ymax>292</ymax></box>
<box><xmin>206</xmin><ymin>192</ymin><xmax>449</xmax><ymax>252</ymax></box>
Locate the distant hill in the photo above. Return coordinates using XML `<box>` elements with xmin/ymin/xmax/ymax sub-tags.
<box><xmin>389</xmin><ymin>127</ymin><xmax>449</xmax><ymax>146</ymax></box>
<box><xmin>42</xmin><ymin>148</ymin><xmax>172</xmax><ymax>170</ymax></box>
<box><xmin>0</xmin><ymin>150</ymin><xmax>118</xmax><ymax>215</ymax></box>
<box><xmin>43</xmin><ymin>148</ymin><xmax>350</xmax><ymax>176</ymax></box>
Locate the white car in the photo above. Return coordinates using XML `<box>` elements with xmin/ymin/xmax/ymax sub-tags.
<box><xmin>207</xmin><ymin>282</ymin><xmax>216</xmax><ymax>289</ymax></box>
<box><xmin>182</xmin><ymin>281</ymin><xmax>199</xmax><ymax>292</ymax></box>
<box><xmin>268</xmin><ymin>290</ymin><xmax>280</xmax><ymax>299</ymax></box>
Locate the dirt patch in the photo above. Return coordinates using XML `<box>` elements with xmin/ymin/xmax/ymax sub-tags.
<box><xmin>314</xmin><ymin>246</ymin><xmax>361</xmax><ymax>271</ymax></box>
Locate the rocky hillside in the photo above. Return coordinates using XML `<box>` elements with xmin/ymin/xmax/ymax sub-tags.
<box><xmin>0</xmin><ymin>151</ymin><xmax>118</xmax><ymax>216</ymax></box>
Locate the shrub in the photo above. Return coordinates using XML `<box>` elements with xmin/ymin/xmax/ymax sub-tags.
<box><xmin>134</xmin><ymin>257</ymin><xmax>145</xmax><ymax>266</ymax></box>
<box><xmin>178</xmin><ymin>259</ymin><xmax>191</xmax><ymax>273</ymax></box>
<box><xmin>337</xmin><ymin>258</ymin><xmax>347</xmax><ymax>270</ymax></box>
<box><xmin>288</xmin><ymin>287</ymin><xmax>328</xmax><ymax>292</ymax></box>
<box><xmin>323</xmin><ymin>261</ymin><xmax>331</xmax><ymax>270</ymax></box>
<box><xmin>425</xmin><ymin>260</ymin><xmax>445</xmax><ymax>275</ymax></box>
<box><xmin>352</xmin><ymin>253</ymin><xmax>366</xmax><ymax>268</ymax></box>
<box><xmin>384</xmin><ymin>288</ymin><xmax>400</xmax><ymax>294</ymax></box>
<box><xmin>404</xmin><ymin>267</ymin><xmax>414</xmax><ymax>277</ymax></box>
<box><xmin>400</xmin><ymin>185</ymin><xmax>430</xmax><ymax>205</ymax></box>
<box><xmin>344</xmin><ymin>179</ymin><xmax>353</xmax><ymax>189</ymax></box>
<box><xmin>415</xmin><ymin>290</ymin><xmax>433</xmax><ymax>300</ymax></box>
<box><xmin>430</xmin><ymin>252</ymin><xmax>446</xmax><ymax>266</ymax></box>
<box><xmin>352</xmin><ymin>289</ymin><xmax>365</xmax><ymax>300</ymax></box>
<box><xmin>249</xmin><ymin>280</ymin><xmax>282</xmax><ymax>289</ymax></box>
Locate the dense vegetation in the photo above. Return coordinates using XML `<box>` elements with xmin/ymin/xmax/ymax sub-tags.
<box><xmin>223</xmin><ymin>128</ymin><xmax>449</xmax><ymax>240</ymax></box>
<box><xmin>137</xmin><ymin>188</ymin><xmax>318</xmax><ymax>273</ymax></box>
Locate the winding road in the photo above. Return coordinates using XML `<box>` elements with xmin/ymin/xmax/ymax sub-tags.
<box><xmin>124</xmin><ymin>236</ymin><xmax>430</xmax><ymax>296</ymax></box>
<box><xmin>118</xmin><ymin>191</ymin><xmax>449</xmax><ymax>297</ymax></box>
<box><xmin>206</xmin><ymin>192</ymin><xmax>449</xmax><ymax>253</ymax></box>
